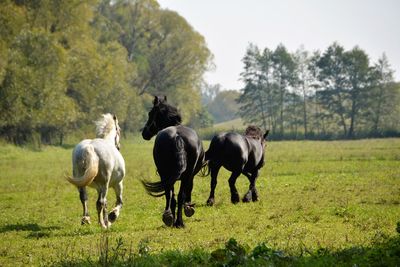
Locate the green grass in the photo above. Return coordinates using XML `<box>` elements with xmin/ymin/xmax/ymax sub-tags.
<box><xmin>0</xmin><ymin>138</ymin><xmax>399</xmax><ymax>266</ymax></box>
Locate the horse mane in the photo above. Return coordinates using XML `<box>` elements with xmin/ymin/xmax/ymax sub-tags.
<box><xmin>95</xmin><ymin>113</ymin><xmax>115</xmax><ymax>138</ymax></box>
<box><xmin>244</xmin><ymin>125</ymin><xmax>263</xmax><ymax>140</ymax></box>
<box><xmin>158</xmin><ymin>101</ymin><xmax>182</xmax><ymax>126</ymax></box>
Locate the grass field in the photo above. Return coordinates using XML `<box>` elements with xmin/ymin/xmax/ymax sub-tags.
<box><xmin>0</xmin><ymin>138</ymin><xmax>399</xmax><ymax>266</ymax></box>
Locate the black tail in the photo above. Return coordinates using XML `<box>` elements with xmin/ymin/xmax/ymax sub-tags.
<box><xmin>199</xmin><ymin>147</ymin><xmax>214</xmax><ymax>177</ymax></box>
<box><xmin>198</xmin><ymin>159</ymin><xmax>210</xmax><ymax>177</ymax></box>
<box><xmin>175</xmin><ymin>134</ymin><xmax>187</xmax><ymax>177</ymax></box>
<box><xmin>141</xmin><ymin>180</ymin><xmax>165</xmax><ymax>197</ymax></box>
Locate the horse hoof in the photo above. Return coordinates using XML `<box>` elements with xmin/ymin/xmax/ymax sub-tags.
<box><xmin>108</xmin><ymin>212</ymin><xmax>117</xmax><ymax>223</ymax></box>
<box><xmin>100</xmin><ymin>222</ymin><xmax>109</xmax><ymax>229</ymax></box>
<box><xmin>174</xmin><ymin>222</ymin><xmax>185</xmax><ymax>228</ymax></box>
<box><xmin>81</xmin><ymin>216</ymin><xmax>91</xmax><ymax>225</ymax></box>
<box><xmin>231</xmin><ymin>194</ymin><xmax>240</xmax><ymax>204</ymax></box>
<box><xmin>184</xmin><ymin>206</ymin><xmax>195</xmax><ymax>217</ymax></box>
<box><xmin>242</xmin><ymin>197</ymin><xmax>251</xmax><ymax>203</ymax></box>
<box><xmin>206</xmin><ymin>198</ymin><xmax>214</xmax><ymax>206</ymax></box>
<box><xmin>162</xmin><ymin>211</ymin><xmax>174</xmax><ymax>227</ymax></box>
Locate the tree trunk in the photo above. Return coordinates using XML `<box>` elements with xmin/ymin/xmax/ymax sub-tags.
<box><xmin>302</xmin><ymin>84</ymin><xmax>308</xmax><ymax>138</ymax></box>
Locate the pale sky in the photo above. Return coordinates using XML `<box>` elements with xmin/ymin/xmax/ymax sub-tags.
<box><xmin>158</xmin><ymin>0</ymin><xmax>400</xmax><ymax>90</ymax></box>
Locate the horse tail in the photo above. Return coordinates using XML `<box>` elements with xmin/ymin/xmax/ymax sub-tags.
<box><xmin>198</xmin><ymin>159</ymin><xmax>210</xmax><ymax>177</ymax></box>
<box><xmin>198</xmin><ymin>141</ymin><xmax>214</xmax><ymax>177</ymax></box>
<box><xmin>174</xmin><ymin>134</ymin><xmax>187</xmax><ymax>177</ymax></box>
<box><xmin>141</xmin><ymin>180</ymin><xmax>165</xmax><ymax>197</ymax></box>
<box><xmin>66</xmin><ymin>144</ymin><xmax>99</xmax><ymax>187</ymax></box>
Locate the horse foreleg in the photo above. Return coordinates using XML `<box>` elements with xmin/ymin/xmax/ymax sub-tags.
<box><xmin>108</xmin><ymin>181</ymin><xmax>123</xmax><ymax>223</ymax></box>
<box><xmin>242</xmin><ymin>170</ymin><xmax>259</xmax><ymax>202</ymax></box>
<box><xmin>228</xmin><ymin>172</ymin><xmax>241</xmax><ymax>204</ymax></box>
<box><xmin>79</xmin><ymin>187</ymin><xmax>91</xmax><ymax>225</ymax></box>
<box><xmin>96</xmin><ymin>187</ymin><xmax>109</xmax><ymax>229</ymax></box>
<box><xmin>207</xmin><ymin>163</ymin><xmax>221</xmax><ymax>206</ymax></box>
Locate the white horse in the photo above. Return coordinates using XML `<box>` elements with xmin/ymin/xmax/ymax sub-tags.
<box><xmin>67</xmin><ymin>114</ymin><xmax>125</xmax><ymax>229</ymax></box>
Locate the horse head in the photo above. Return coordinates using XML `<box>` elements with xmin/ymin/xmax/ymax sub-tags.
<box><xmin>142</xmin><ymin>95</ymin><xmax>182</xmax><ymax>140</ymax></box>
<box><xmin>113</xmin><ymin>114</ymin><xmax>121</xmax><ymax>150</ymax></box>
<box><xmin>245</xmin><ymin>126</ymin><xmax>269</xmax><ymax>147</ymax></box>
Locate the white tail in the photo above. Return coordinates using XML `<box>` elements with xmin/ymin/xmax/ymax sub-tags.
<box><xmin>67</xmin><ymin>145</ymin><xmax>99</xmax><ymax>187</ymax></box>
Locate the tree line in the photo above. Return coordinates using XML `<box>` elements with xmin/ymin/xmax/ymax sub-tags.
<box><xmin>238</xmin><ymin>43</ymin><xmax>400</xmax><ymax>139</ymax></box>
<box><xmin>0</xmin><ymin>0</ymin><xmax>212</xmax><ymax>145</ymax></box>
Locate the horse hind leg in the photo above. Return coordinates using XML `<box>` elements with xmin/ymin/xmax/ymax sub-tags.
<box><xmin>108</xmin><ymin>181</ymin><xmax>123</xmax><ymax>224</ymax></box>
<box><xmin>242</xmin><ymin>170</ymin><xmax>259</xmax><ymax>203</ymax></box>
<box><xmin>228</xmin><ymin>171</ymin><xmax>241</xmax><ymax>204</ymax></box>
<box><xmin>174</xmin><ymin>186</ymin><xmax>185</xmax><ymax>228</ymax></box>
<box><xmin>183</xmin><ymin>176</ymin><xmax>195</xmax><ymax>217</ymax></box>
<box><xmin>96</xmin><ymin>187</ymin><xmax>109</xmax><ymax>229</ymax></box>
<box><xmin>206</xmin><ymin>163</ymin><xmax>221</xmax><ymax>206</ymax></box>
<box><xmin>79</xmin><ymin>187</ymin><xmax>91</xmax><ymax>225</ymax></box>
<box><xmin>162</xmin><ymin>184</ymin><xmax>175</xmax><ymax>227</ymax></box>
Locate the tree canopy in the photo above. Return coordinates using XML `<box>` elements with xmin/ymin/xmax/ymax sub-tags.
<box><xmin>238</xmin><ymin>42</ymin><xmax>400</xmax><ymax>139</ymax></box>
<box><xmin>0</xmin><ymin>0</ymin><xmax>212</xmax><ymax>144</ymax></box>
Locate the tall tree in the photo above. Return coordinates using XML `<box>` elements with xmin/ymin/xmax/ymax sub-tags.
<box><xmin>272</xmin><ymin>44</ymin><xmax>296</xmax><ymax>136</ymax></box>
<box><xmin>368</xmin><ymin>54</ymin><xmax>396</xmax><ymax>134</ymax></box>
<box><xmin>207</xmin><ymin>90</ymin><xmax>241</xmax><ymax>123</ymax></box>
<box><xmin>238</xmin><ymin>44</ymin><xmax>269</xmax><ymax>131</ymax></box>
<box><xmin>0</xmin><ymin>29</ymin><xmax>77</xmax><ymax>144</ymax></box>
<box><xmin>316</xmin><ymin>43</ymin><xmax>349</xmax><ymax>136</ymax></box>
<box><xmin>100</xmin><ymin>0</ymin><xmax>212</xmax><ymax>121</ymax></box>
<box><xmin>294</xmin><ymin>46</ymin><xmax>316</xmax><ymax>138</ymax></box>
<box><xmin>342</xmin><ymin>47</ymin><xmax>371</xmax><ymax>138</ymax></box>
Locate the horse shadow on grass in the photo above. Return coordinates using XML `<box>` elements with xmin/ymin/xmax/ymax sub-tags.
<box><xmin>0</xmin><ymin>223</ymin><xmax>61</xmax><ymax>239</ymax></box>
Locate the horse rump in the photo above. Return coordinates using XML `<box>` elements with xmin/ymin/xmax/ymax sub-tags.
<box><xmin>174</xmin><ymin>134</ymin><xmax>187</xmax><ymax>177</ymax></box>
<box><xmin>67</xmin><ymin>144</ymin><xmax>99</xmax><ymax>187</ymax></box>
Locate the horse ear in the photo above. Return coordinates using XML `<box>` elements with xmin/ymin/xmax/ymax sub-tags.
<box><xmin>263</xmin><ymin>130</ymin><xmax>269</xmax><ymax>139</ymax></box>
<box><xmin>153</xmin><ymin>96</ymin><xmax>160</xmax><ymax>106</ymax></box>
<box><xmin>113</xmin><ymin>114</ymin><xmax>117</xmax><ymax>121</ymax></box>
<box><xmin>163</xmin><ymin>95</ymin><xmax>167</xmax><ymax>102</ymax></box>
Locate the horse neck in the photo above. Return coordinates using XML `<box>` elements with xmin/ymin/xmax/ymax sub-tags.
<box><xmin>158</xmin><ymin>119</ymin><xmax>180</xmax><ymax>131</ymax></box>
<box><xmin>100</xmin><ymin>129</ymin><xmax>116</xmax><ymax>145</ymax></box>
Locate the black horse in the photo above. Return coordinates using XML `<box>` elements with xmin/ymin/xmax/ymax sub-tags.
<box><xmin>141</xmin><ymin>96</ymin><xmax>205</xmax><ymax>228</ymax></box>
<box><xmin>205</xmin><ymin>126</ymin><xmax>269</xmax><ymax>206</ymax></box>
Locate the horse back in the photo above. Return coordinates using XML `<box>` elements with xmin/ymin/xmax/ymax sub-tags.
<box><xmin>206</xmin><ymin>132</ymin><xmax>249</xmax><ymax>172</ymax></box>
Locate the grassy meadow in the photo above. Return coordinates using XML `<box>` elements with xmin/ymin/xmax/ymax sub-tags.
<box><xmin>0</xmin><ymin>138</ymin><xmax>399</xmax><ymax>266</ymax></box>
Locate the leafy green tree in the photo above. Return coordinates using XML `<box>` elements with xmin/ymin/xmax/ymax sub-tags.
<box><xmin>238</xmin><ymin>44</ymin><xmax>267</xmax><ymax>130</ymax></box>
<box><xmin>368</xmin><ymin>54</ymin><xmax>398</xmax><ymax>134</ymax></box>
<box><xmin>189</xmin><ymin>106</ymin><xmax>214</xmax><ymax>129</ymax></box>
<box><xmin>101</xmin><ymin>0</ymin><xmax>212</xmax><ymax>121</ymax></box>
<box><xmin>207</xmin><ymin>90</ymin><xmax>241</xmax><ymax>123</ymax></box>
<box><xmin>316</xmin><ymin>43</ymin><xmax>349</xmax><ymax>137</ymax></box>
<box><xmin>342</xmin><ymin>47</ymin><xmax>371</xmax><ymax>138</ymax></box>
<box><xmin>293</xmin><ymin>46</ymin><xmax>317</xmax><ymax>138</ymax></box>
<box><xmin>272</xmin><ymin>44</ymin><xmax>296</xmax><ymax>136</ymax></box>
<box><xmin>201</xmin><ymin>83</ymin><xmax>220</xmax><ymax>105</ymax></box>
<box><xmin>0</xmin><ymin>29</ymin><xmax>76</xmax><ymax>144</ymax></box>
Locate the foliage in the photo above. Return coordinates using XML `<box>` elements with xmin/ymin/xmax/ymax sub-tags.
<box><xmin>238</xmin><ymin>42</ymin><xmax>400</xmax><ymax>139</ymax></box>
<box><xmin>206</xmin><ymin>90</ymin><xmax>241</xmax><ymax>123</ymax></box>
<box><xmin>0</xmin><ymin>0</ymin><xmax>212</xmax><ymax>145</ymax></box>
<box><xmin>0</xmin><ymin>138</ymin><xmax>399</xmax><ymax>266</ymax></box>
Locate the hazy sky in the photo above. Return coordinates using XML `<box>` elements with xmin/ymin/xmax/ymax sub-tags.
<box><xmin>158</xmin><ymin>0</ymin><xmax>400</xmax><ymax>90</ymax></box>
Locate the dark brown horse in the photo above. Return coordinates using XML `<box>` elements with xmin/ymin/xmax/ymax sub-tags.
<box><xmin>205</xmin><ymin>126</ymin><xmax>269</xmax><ymax>206</ymax></box>
<box><xmin>141</xmin><ymin>96</ymin><xmax>205</xmax><ymax>228</ymax></box>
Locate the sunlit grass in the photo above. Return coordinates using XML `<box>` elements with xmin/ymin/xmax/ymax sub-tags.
<box><xmin>0</xmin><ymin>138</ymin><xmax>399</xmax><ymax>265</ymax></box>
